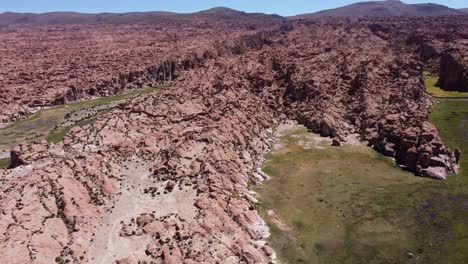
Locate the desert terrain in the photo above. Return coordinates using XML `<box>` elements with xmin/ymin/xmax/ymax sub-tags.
<box><xmin>0</xmin><ymin>2</ymin><xmax>468</xmax><ymax>264</ymax></box>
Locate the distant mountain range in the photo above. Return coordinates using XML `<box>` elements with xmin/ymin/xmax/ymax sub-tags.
<box><xmin>0</xmin><ymin>7</ymin><xmax>282</xmax><ymax>27</ymax></box>
<box><xmin>0</xmin><ymin>2</ymin><xmax>466</xmax><ymax>27</ymax></box>
<box><xmin>294</xmin><ymin>0</ymin><xmax>466</xmax><ymax>18</ymax></box>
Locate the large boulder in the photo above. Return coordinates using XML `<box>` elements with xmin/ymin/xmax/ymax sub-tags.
<box><xmin>438</xmin><ymin>52</ymin><xmax>467</xmax><ymax>92</ymax></box>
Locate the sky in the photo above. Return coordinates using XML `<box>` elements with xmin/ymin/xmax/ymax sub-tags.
<box><xmin>0</xmin><ymin>0</ymin><xmax>466</xmax><ymax>16</ymax></box>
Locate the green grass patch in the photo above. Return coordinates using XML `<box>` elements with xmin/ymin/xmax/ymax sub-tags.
<box><xmin>47</xmin><ymin>127</ymin><xmax>71</xmax><ymax>144</ymax></box>
<box><xmin>424</xmin><ymin>71</ymin><xmax>468</xmax><ymax>98</ymax></box>
<box><xmin>257</xmin><ymin>123</ymin><xmax>468</xmax><ymax>263</ymax></box>
<box><xmin>429</xmin><ymin>100</ymin><xmax>468</xmax><ymax>182</ymax></box>
<box><xmin>66</xmin><ymin>84</ymin><xmax>168</xmax><ymax>108</ymax></box>
<box><xmin>46</xmin><ymin>110</ymin><xmax>107</xmax><ymax>144</ymax></box>
<box><xmin>0</xmin><ymin>158</ymin><xmax>11</xmax><ymax>169</ymax></box>
<box><xmin>429</xmin><ymin>100</ymin><xmax>468</xmax><ymax>150</ymax></box>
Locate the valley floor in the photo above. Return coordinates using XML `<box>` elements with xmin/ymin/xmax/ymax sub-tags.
<box><xmin>258</xmin><ymin>101</ymin><xmax>468</xmax><ymax>263</ymax></box>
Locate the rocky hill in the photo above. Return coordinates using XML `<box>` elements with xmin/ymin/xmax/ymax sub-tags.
<box><xmin>0</xmin><ymin>7</ymin><xmax>282</xmax><ymax>27</ymax></box>
<box><xmin>294</xmin><ymin>0</ymin><xmax>465</xmax><ymax>18</ymax></box>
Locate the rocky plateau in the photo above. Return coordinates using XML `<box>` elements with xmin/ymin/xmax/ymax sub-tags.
<box><xmin>0</xmin><ymin>10</ymin><xmax>468</xmax><ymax>264</ymax></box>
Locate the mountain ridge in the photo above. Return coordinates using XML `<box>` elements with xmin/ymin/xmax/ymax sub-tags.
<box><xmin>1</xmin><ymin>2</ymin><xmax>466</xmax><ymax>27</ymax></box>
<box><xmin>0</xmin><ymin>8</ymin><xmax>282</xmax><ymax>27</ymax></box>
<box><xmin>293</xmin><ymin>0</ymin><xmax>466</xmax><ymax>18</ymax></box>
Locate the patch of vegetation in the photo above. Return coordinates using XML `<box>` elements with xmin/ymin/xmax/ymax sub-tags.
<box><xmin>47</xmin><ymin>127</ymin><xmax>72</xmax><ymax>144</ymax></box>
<box><xmin>67</xmin><ymin>83</ymin><xmax>168</xmax><ymax>108</ymax></box>
<box><xmin>424</xmin><ymin>71</ymin><xmax>468</xmax><ymax>98</ymax></box>
<box><xmin>257</xmin><ymin>123</ymin><xmax>468</xmax><ymax>263</ymax></box>
<box><xmin>429</xmin><ymin>100</ymin><xmax>468</xmax><ymax>183</ymax></box>
<box><xmin>0</xmin><ymin>158</ymin><xmax>11</xmax><ymax>169</ymax></box>
<box><xmin>47</xmin><ymin>110</ymin><xmax>105</xmax><ymax>144</ymax></box>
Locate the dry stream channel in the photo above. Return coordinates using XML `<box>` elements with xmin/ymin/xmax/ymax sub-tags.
<box><xmin>257</xmin><ymin>100</ymin><xmax>468</xmax><ymax>263</ymax></box>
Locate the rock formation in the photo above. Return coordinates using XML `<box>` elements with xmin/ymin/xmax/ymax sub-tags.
<box><xmin>0</xmin><ymin>20</ymin><xmax>279</xmax><ymax>123</ymax></box>
<box><xmin>438</xmin><ymin>51</ymin><xmax>468</xmax><ymax>92</ymax></box>
<box><xmin>0</xmin><ymin>15</ymin><xmax>467</xmax><ymax>263</ymax></box>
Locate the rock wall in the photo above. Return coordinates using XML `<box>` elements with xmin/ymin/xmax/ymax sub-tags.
<box><xmin>438</xmin><ymin>52</ymin><xmax>468</xmax><ymax>92</ymax></box>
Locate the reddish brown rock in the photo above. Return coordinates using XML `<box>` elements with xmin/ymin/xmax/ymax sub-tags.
<box><xmin>1</xmin><ymin>15</ymin><xmax>466</xmax><ymax>264</ymax></box>
<box><xmin>332</xmin><ymin>138</ymin><xmax>342</xmax><ymax>147</ymax></box>
<box><xmin>438</xmin><ymin>52</ymin><xmax>467</xmax><ymax>92</ymax></box>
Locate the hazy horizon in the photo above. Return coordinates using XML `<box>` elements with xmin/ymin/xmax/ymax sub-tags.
<box><xmin>0</xmin><ymin>0</ymin><xmax>467</xmax><ymax>16</ymax></box>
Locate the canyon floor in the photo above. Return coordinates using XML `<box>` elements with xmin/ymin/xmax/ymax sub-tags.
<box><xmin>0</xmin><ymin>11</ymin><xmax>468</xmax><ymax>264</ymax></box>
<box><xmin>258</xmin><ymin>116</ymin><xmax>468</xmax><ymax>263</ymax></box>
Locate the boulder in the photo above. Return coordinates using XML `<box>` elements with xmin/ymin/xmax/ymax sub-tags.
<box><xmin>331</xmin><ymin>139</ymin><xmax>342</xmax><ymax>147</ymax></box>
<box><xmin>438</xmin><ymin>52</ymin><xmax>467</xmax><ymax>92</ymax></box>
<box><xmin>419</xmin><ymin>166</ymin><xmax>448</xmax><ymax>180</ymax></box>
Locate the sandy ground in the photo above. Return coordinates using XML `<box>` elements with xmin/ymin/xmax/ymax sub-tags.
<box><xmin>295</xmin><ymin>134</ymin><xmax>331</xmax><ymax>150</ymax></box>
<box><xmin>0</xmin><ymin>150</ymin><xmax>9</xmax><ymax>160</ymax></box>
<box><xmin>88</xmin><ymin>157</ymin><xmax>198</xmax><ymax>263</ymax></box>
<box><xmin>344</xmin><ymin>133</ymin><xmax>362</xmax><ymax>145</ymax></box>
<box><xmin>273</xmin><ymin>121</ymin><xmax>361</xmax><ymax>151</ymax></box>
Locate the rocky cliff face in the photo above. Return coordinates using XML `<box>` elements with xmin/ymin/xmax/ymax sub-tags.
<box><xmin>438</xmin><ymin>51</ymin><xmax>468</xmax><ymax>92</ymax></box>
<box><xmin>1</xmin><ymin>16</ymin><xmax>467</xmax><ymax>263</ymax></box>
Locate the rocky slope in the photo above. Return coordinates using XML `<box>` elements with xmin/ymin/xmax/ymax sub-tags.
<box><xmin>0</xmin><ymin>51</ymin><xmax>285</xmax><ymax>263</ymax></box>
<box><xmin>0</xmin><ymin>16</ymin><xmax>467</xmax><ymax>264</ymax></box>
<box><xmin>267</xmin><ymin>20</ymin><xmax>461</xmax><ymax>180</ymax></box>
<box><xmin>293</xmin><ymin>0</ymin><xmax>466</xmax><ymax>18</ymax></box>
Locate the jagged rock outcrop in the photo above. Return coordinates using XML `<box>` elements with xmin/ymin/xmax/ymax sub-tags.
<box><xmin>438</xmin><ymin>51</ymin><xmax>468</xmax><ymax>92</ymax></box>
<box><xmin>265</xmin><ymin>21</ymin><xmax>459</xmax><ymax>179</ymax></box>
<box><xmin>1</xmin><ymin>57</ymin><xmax>281</xmax><ymax>263</ymax></box>
<box><xmin>0</xmin><ymin>20</ymin><xmax>280</xmax><ymax>123</ymax></box>
<box><xmin>1</xmin><ymin>15</ymin><xmax>467</xmax><ymax>264</ymax></box>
